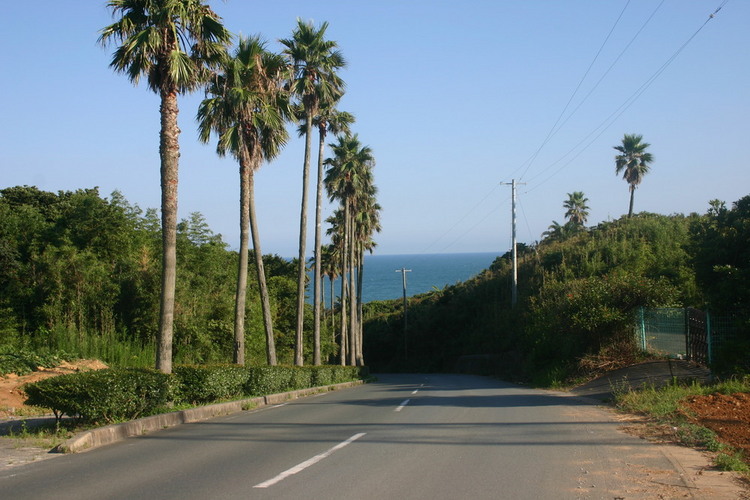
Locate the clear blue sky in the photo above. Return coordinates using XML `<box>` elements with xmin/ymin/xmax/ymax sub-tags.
<box><xmin>1</xmin><ymin>1</ymin><xmax>747</xmax><ymax>257</ymax></box>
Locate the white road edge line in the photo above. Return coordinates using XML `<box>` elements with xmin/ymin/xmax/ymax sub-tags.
<box><xmin>395</xmin><ymin>399</ymin><xmax>411</xmax><ymax>412</ymax></box>
<box><xmin>253</xmin><ymin>433</ymin><xmax>367</xmax><ymax>489</ymax></box>
<box><xmin>411</xmin><ymin>389</ymin><xmax>419</xmax><ymax>395</ymax></box>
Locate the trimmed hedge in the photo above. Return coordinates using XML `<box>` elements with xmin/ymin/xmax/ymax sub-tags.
<box><xmin>24</xmin><ymin>365</ymin><xmax>366</xmax><ymax>424</ymax></box>
<box><xmin>24</xmin><ymin>368</ymin><xmax>174</xmax><ymax>424</ymax></box>
<box><xmin>174</xmin><ymin>365</ymin><xmax>248</xmax><ymax>404</ymax></box>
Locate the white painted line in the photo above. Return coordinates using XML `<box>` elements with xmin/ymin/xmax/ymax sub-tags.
<box><xmin>270</xmin><ymin>403</ymin><xmax>289</xmax><ymax>409</ymax></box>
<box><xmin>395</xmin><ymin>399</ymin><xmax>411</xmax><ymax>412</ymax></box>
<box><xmin>411</xmin><ymin>389</ymin><xmax>419</xmax><ymax>395</ymax></box>
<box><xmin>253</xmin><ymin>433</ymin><xmax>366</xmax><ymax>489</ymax></box>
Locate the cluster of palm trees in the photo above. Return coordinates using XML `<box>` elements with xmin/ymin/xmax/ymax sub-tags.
<box><xmin>100</xmin><ymin>0</ymin><xmax>378</xmax><ymax>372</ymax></box>
<box><xmin>543</xmin><ymin>133</ymin><xmax>653</xmax><ymax>242</ymax></box>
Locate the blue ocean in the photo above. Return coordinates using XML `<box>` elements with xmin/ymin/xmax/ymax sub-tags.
<box><xmin>315</xmin><ymin>252</ymin><xmax>499</xmax><ymax>303</ymax></box>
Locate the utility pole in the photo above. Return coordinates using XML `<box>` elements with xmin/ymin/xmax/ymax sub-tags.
<box><xmin>395</xmin><ymin>267</ymin><xmax>411</xmax><ymax>358</ymax></box>
<box><xmin>502</xmin><ymin>179</ymin><xmax>525</xmax><ymax>306</ymax></box>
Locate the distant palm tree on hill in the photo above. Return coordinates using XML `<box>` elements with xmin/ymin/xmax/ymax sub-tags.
<box><xmin>564</xmin><ymin>191</ymin><xmax>590</xmax><ymax>227</ymax></box>
<box><xmin>614</xmin><ymin>134</ymin><xmax>653</xmax><ymax>218</ymax></box>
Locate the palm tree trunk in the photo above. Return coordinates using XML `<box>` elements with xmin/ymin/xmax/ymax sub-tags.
<box><xmin>294</xmin><ymin>113</ymin><xmax>314</xmax><ymax>366</ymax></box>
<box><xmin>156</xmin><ymin>88</ymin><xmax>179</xmax><ymax>374</ymax></box>
<box><xmin>339</xmin><ymin>251</ymin><xmax>348</xmax><ymax>366</ymax></box>
<box><xmin>628</xmin><ymin>186</ymin><xmax>635</xmax><ymax>218</ymax></box>
<box><xmin>348</xmin><ymin>209</ymin><xmax>357</xmax><ymax>367</ymax></box>
<box><xmin>356</xmin><ymin>250</ymin><xmax>365</xmax><ymax>366</ymax></box>
<box><xmin>330</xmin><ymin>275</ymin><xmax>335</xmax><ymax>347</ymax></box>
<box><xmin>248</xmin><ymin>164</ymin><xmax>277</xmax><ymax>366</ymax></box>
<box><xmin>312</xmin><ymin>128</ymin><xmax>326</xmax><ymax>365</ymax></box>
<box><xmin>233</xmin><ymin>157</ymin><xmax>251</xmax><ymax>365</ymax></box>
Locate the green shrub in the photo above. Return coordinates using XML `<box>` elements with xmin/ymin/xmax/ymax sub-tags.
<box><xmin>24</xmin><ymin>368</ymin><xmax>174</xmax><ymax>424</ymax></box>
<box><xmin>173</xmin><ymin>365</ymin><xmax>248</xmax><ymax>404</ymax></box>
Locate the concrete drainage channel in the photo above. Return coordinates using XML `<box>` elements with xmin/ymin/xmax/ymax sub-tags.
<box><xmin>57</xmin><ymin>380</ymin><xmax>364</xmax><ymax>454</ymax></box>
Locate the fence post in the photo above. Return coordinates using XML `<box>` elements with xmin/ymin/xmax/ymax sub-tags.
<box><xmin>638</xmin><ymin>307</ymin><xmax>646</xmax><ymax>351</ymax></box>
<box><xmin>684</xmin><ymin>307</ymin><xmax>690</xmax><ymax>360</ymax></box>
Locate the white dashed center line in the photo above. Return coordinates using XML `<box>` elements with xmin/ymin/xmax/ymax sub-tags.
<box><xmin>395</xmin><ymin>399</ymin><xmax>411</xmax><ymax>412</ymax></box>
<box><xmin>253</xmin><ymin>433</ymin><xmax>367</xmax><ymax>488</ymax></box>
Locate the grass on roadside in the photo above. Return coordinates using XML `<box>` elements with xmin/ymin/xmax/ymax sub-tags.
<box><xmin>614</xmin><ymin>376</ymin><xmax>750</xmax><ymax>474</ymax></box>
<box><xmin>3</xmin><ymin>420</ymin><xmax>75</xmax><ymax>450</ymax></box>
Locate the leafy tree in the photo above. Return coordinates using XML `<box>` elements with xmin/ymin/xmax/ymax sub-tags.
<box><xmin>614</xmin><ymin>134</ymin><xmax>653</xmax><ymax>218</ymax></box>
<box><xmin>281</xmin><ymin>19</ymin><xmax>346</xmax><ymax>366</ymax></box>
<box><xmin>563</xmin><ymin>191</ymin><xmax>589</xmax><ymax>227</ymax></box>
<box><xmin>100</xmin><ymin>0</ymin><xmax>232</xmax><ymax>373</ymax></box>
<box><xmin>691</xmin><ymin>196</ymin><xmax>750</xmax><ymax>314</ymax></box>
<box><xmin>198</xmin><ymin>36</ymin><xmax>291</xmax><ymax>365</ymax></box>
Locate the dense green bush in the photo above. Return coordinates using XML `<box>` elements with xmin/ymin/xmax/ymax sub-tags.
<box><xmin>173</xmin><ymin>364</ymin><xmax>248</xmax><ymax>404</ymax></box>
<box><xmin>525</xmin><ymin>272</ymin><xmax>678</xmax><ymax>374</ymax></box>
<box><xmin>24</xmin><ymin>368</ymin><xmax>174</xmax><ymax>424</ymax></box>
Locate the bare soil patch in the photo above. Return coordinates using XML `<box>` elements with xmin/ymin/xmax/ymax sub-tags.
<box><xmin>682</xmin><ymin>392</ymin><xmax>750</xmax><ymax>459</ymax></box>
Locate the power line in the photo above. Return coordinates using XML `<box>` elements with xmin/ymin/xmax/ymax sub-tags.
<box><xmin>537</xmin><ymin>0</ymin><xmax>666</xmax><ymax>153</ymax></box>
<box><xmin>517</xmin><ymin>0</ymin><xmax>632</xmax><ymax>182</ymax></box>
<box><xmin>524</xmin><ymin>0</ymin><xmax>727</xmax><ymax>192</ymax></box>
<box><xmin>406</xmin><ymin>181</ymin><xmax>506</xmax><ymax>260</ymax></box>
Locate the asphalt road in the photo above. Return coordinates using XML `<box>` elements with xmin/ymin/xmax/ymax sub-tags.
<box><xmin>0</xmin><ymin>374</ymin><xmax>703</xmax><ymax>499</ymax></box>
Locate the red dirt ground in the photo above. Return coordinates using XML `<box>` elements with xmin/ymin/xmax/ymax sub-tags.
<box><xmin>682</xmin><ymin>392</ymin><xmax>750</xmax><ymax>459</ymax></box>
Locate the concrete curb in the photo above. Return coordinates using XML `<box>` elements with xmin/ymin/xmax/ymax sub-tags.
<box><xmin>56</xmin><ymin>380</ymin><xmax>364</xmax><ymax>454</ymax></box>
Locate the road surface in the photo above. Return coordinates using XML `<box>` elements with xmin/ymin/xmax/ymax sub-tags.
<box><xmin>0</xmin><ymin>374</ymin><xmax>740</xmax><ymax>499</ymax></box>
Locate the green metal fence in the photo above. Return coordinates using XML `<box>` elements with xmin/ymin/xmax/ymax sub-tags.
<box><xmin>636</xmin><ymin>307</ymin><xmax>742</xmax><ymax>366</ymax></box>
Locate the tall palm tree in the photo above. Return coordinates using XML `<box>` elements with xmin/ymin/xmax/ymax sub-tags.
<box><xmin>197</xmin><ymin>36</ymin><xmax>290</xmax><ymax>366</ymax></box>
<box><xmin>563</xmin><ymin>191</ymin><xmax>590</xmax><ymax>227</ymax></box>
<box><xmin>325</xmin><ymin>133</ymin><xmax>374</xmax><ymax>365</ymax></box>
<box><xmin>326</xmin><ymin>209</ymin><xmax>347</xmax><ymax>364</ymax></box>
<box><xmin>100</xmin><ymin>0</ymin><xmax>231</xmax><ymax>373</ymax></box>
<box><xmin>281</xmin><ymin>19</ymin><xmax>346</xmax><ymax>366</ymax></box>
<box><xmin>614</xmin><ymin>134</ymin><xmax>654</xmax><ymax>217</ymax></box>
<box><xmin>299</xmin><ymin>106</ymin><xmax>355</xmax><ymax>365</ymax></box>
<box><xmin>320</xmin><ymin>242</ymin><xmax>340</xmax><ymax>337</ymax></box>
<box><xmin>353</xmin><ymin>192</ymin><xmax>381</xmax><ymax>365</ymax></box>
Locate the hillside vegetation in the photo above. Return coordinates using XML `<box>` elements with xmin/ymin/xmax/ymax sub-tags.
<box><xmin>363</xmin><ymin>196</ymin><xmax>750</xmax><ymax>384</ymax></box>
